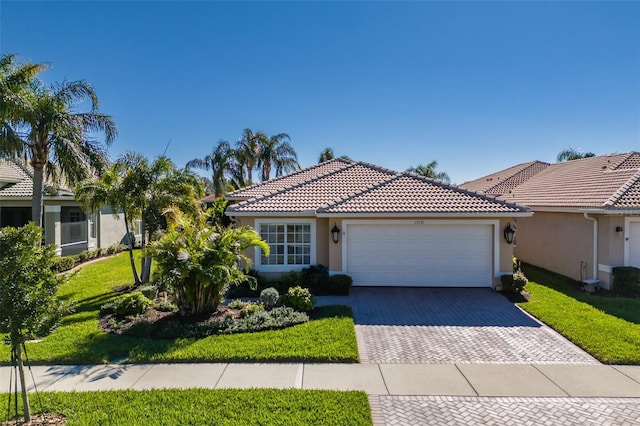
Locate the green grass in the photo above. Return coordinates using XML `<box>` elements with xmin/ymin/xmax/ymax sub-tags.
<box><xmin>518</xmin><ymin>264</ymin><xmax>640</xmax><ymax>364</ymax></box>
<box><xmin>2</xmin><ymin>388</ymin><xmax>372</xmax><ymax>425</ymax></box>
<box><xmin>0</xmin><ymin>253</ymin><xmax>359</xmax><ymax>364</ymax></box>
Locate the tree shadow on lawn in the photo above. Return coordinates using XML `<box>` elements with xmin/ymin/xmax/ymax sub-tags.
<box><xmin>522</xmin><ymin>264</ymin><xmax>640</xmax><ymax>325</ymax></box>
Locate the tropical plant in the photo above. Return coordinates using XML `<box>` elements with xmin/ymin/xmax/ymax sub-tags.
<box><xmin>556</xmin><ymin>147</ymin><xmax>596</xmax><ymax>162</ymax></box>
<box><xmin>186</xmin><ymin>139</ymin><xmax>234</xmax><ymax>198</ymax></box>
<box><xmin>318</xmin><ymin>147</ymin><xmax>351</xmax><ymax>163</ymax></box>
<box><xmin>257</xmin><ymin>132</ymin><xmax>299</xmax><ymax>180</ymax></box>
<box><xmin>235</xmin><ymin>128</ymin><xmax>262</xmax><ymax>185</ymax></box>
<box><xmin>0</xmin><ymin>223</ymin><xmax>67</xmax><ymax>423</ymax></box>
<box><xmin>406</xmin><ymin>160</ymin><xmax>450</xmax><ymax>183</ymax></box>
<box><xmin>0</xmin><ymin>76</ymin><xmax>116</xmax><ymax>226</ymax></box>
<box><xmin>0</xmin><ymin>54</ymin><xmax>46</xmax><ymax>144</ymax></box>
<box><xmin>76</xmin><ymin>161</ymin><xmax>142</xmax><ymax>284</ymax></box>
<box><xmin>148</xmin><ymin>208</ymin><xmax>269</xmax><ymax>315</ymax></box>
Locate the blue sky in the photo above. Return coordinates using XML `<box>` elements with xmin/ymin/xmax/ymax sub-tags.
<box><xmin>1</xmin><ymin>1</ymin><xmax>638</xmax><ymax>184</ymax></box>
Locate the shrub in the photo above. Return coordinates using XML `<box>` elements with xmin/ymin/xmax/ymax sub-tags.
<box><xmin>154</xmin><ymin>300</ymin><xmax>178</xmax><ymax>312</ymax></box>
<box><xmin>612</xmin><ymin>266</ymin><xmax>640</xmax><ymax>296</ymax></box>
<box><xmin>227</xmin><ymin>299</ymin><xmax>248</xmax><ymax>309</ymax></box>
<box><xmin>327</xmin><ymin>274</ymin><xmax>353</xmax><ymax>295</ymax></box>
<box><xmin>101</xmin><ymin>292</ymin><xmax>151</xmax><ymax>317</ymax></box>
<box><xmin>78</xmin><ymin>250</ymin><xmax>90</xmax><ymax>262</ymax></box>
<box><xmin>301</xmin><ymin>265</ymin><xmax>329</xmax><ymax>294</ymax></box>
<box><xmin>51</xmin><ymin>256</ymin><xmax>75</xmax><ymax>273</ymax></box>
<box><xmin>138</xmin><ymin>285</ymin><xmax>158</xmax><ymax>300</ymax></box>
<box><xmin>239</xmin><ymin>303</ymin><xmax>264</xmax><ymax>319</ymax></box>
<box><xmin>501</xmin><ymin>271</ymin><xmax>528</xmax><ymax>293</ymax></box>
<box><xmin>513</xmin><ymin>256</ymin><xmax>519</xmax><ymax>272</ymax></box>
<box><xmin>260</xmin><ymin>287</ymin><xmax>280</xmax><ymax>309</ymax></box>
<box><xmin>280</xmin><ymin>270</ymin><xmax>303</xmax><ymax>290</ymax></box>
<box><xmin>280</xmin><ymin>286</ymin><xmax>314</xmax><ymax>312</ymax></box>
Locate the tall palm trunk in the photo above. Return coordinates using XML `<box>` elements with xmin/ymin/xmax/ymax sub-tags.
<box><xmin>140</xmin><ymin>216</ymin><xmax>152</xmax><ymax>283</ymax></box>
<box><xmin>31</xmin><ymin>164</ymin><xmax>44</xmax><ymax>226</ymax></box>
<box><xmin>123</xmin><ymin>211</ymin><xmax>141</xmax><ymax>285</ymax></box>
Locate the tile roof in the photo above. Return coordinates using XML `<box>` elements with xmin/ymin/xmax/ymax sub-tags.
<box><xmin>0</xmin><ymin>159</ymin><xmax>74</xmax><ymax>199</ymax></box>
<box><xmin>225</xmin><ymin>159</ymin><xmax>353</xmax><ymax>200</ymax></box>
<box><xmin>460</xmin><ymin>161</ymin><xmax>550</xmax><ymax>195</ymax></box>
<box><xmin>464</xmin><ymin>152</ymin><xmax>640</xmax><ymax>211</ymax></box>
<box><xmin>226</xmin><ymin>160</ymin><xmax>529</xmax><ymax>216</ymax></box>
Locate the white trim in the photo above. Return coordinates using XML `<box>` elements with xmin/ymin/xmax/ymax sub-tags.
<box><xmin>623</xmin><ymin>217</ymin><xmax>640</xmax><ymax>266</ymax></box>
<box><xmin>340</xmin><ymin>219</ymin><xmax>501</xmax><ymax>280</ymax></box>
<box><xmin>317</xmin><ymin>212</ymin><xmax>532</xmax><ymax>218</ymax></box>
<box><xmin>598</xmin><ymin>264</ymin><xmax>612</xmax><ymax>273</ymax></box>
<box><xmin>254</xmin><ymin>219</ymin><xmax>316</xmax><ymax>272</ymax></box>
<box><xmin>227</xmin><ymin>211</ymin><xmax>316</xmax><ymax>217</ymax></box>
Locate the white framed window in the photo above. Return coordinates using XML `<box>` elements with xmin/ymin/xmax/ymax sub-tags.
<box><xmin>255</xmin><ymin>219</ymin><xmax>316</xmax><ymax>271</ymax></box>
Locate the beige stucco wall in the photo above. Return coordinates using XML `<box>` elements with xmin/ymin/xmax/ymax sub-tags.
<box><xmin>513</xmin><ymin>211</ymin><xmax>627</xmax><ymax>289</ymax></box>
<box><xmin>231</xmin><ymin>214</ymin><xmax>515</xmax><ymax>287</ymax></box>
<box><xmin>97</xmin><ymin>208</ymin><xmax>127</xmax><ymax>248</ymax></box>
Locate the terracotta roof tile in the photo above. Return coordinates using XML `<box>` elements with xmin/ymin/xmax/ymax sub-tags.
<box><xmin>320</xmin><ymin>174</ymin><xmax>526</xmax><ymax>214</ymax></box>
<box><xmin>0</xmin><ymin>159</ymin><xmax>74</xmax><ymax>198</ymax></box>
<box><xmin>227</xmin><ymin>161</ymin><xmax>529</xmax><ymax>215</ymax></box>
<box><xmin>469</xmin><ymin>152</ymin><xmax>640</xmax><ymax>210</ymax></box>
<box><xmin>225</xmin><ymin>159</ymin><xmax>353</xmax><ymax>200</ymax></box>
<box><xmin>228</xmin><ymin>163</ymin><xmax>396</xmax><ymax>214</ymax></box>
<box><xmin>460</xmin><ymin>161</ymin><xmax>549</xmax><ymax>195</ymax></box>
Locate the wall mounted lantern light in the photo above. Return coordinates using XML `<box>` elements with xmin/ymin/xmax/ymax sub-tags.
<box><xmin>616</xmin><ymin>226</ymin><xmax>624</xmax><ymax>234</ymax></box>
<box><xmin>331</xmin><ymin>223</ymin><xmax>341</xmax><ymax>244</ymax></box>
<box><xmin>503</xmin><ymin>222</ymin><xmax>516</xmax><ymax>245</ymax></box>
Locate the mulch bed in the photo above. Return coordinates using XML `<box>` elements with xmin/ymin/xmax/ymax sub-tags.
<box><xmin>2</xmin><ymin>413</ymin><xmax>66</xmax><ymax>426</ymax></box>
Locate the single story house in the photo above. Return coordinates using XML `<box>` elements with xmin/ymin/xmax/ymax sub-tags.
<box><xmin>225</xmin><ymin>159</ymin><xmax>531</xmax><ymax>288</ymax></box>
<box><xmin>0</xmin><ymin>158</ymin><xmax>134</xmax><ymax>256</ymax></box>
<box><xmin>460</xmin><ymin>152</ymin><xmax>640</xmax><ymax>289</ymax></box>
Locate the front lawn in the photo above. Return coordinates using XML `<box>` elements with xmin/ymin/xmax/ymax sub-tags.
<box><xmin>2</xmin><ymin>388</ymin><xmax>372</xmax><ymax>425</ymax></box>
<box><xmin>519</xmin><ymin>264</ymin><xmax>640</xmax><ymax>364</ymax></box>
<box><xmin>0</xmin><ymin>253</ymin><xmax>359</xmax><ymax>364</ymax></box>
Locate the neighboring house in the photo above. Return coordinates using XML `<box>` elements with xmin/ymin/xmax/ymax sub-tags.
<box><xmin>0</xmin><ymin>158</ymin><xmax>134</xmax><ymax>256</ymax></box>
<box><xmin>225</xmin><ymin>159</ymin><xmax>531</xmax><ymax>288</ymax></box>
<box><xmin>460</xmin><ymin>152</ymin><xmax>640</xmax><ymax>289</ymax></box>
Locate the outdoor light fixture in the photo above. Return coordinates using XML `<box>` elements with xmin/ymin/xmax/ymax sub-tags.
<box><xmin>616</xmin><ymin>226</ymin><xmax>624</xmax><ymax>233</ymax></box>
<box><xmin>331</xmin><ymin>223</ymin><xmax>341</xmax><ymax>244</ymax></box>
<box><xmin>503</xmin><ymin>222</ymin><xmax>516</xmax><ymax>245</ymax></box>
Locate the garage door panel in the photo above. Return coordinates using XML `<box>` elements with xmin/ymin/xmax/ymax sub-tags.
<box><xmin>346</xmin><ymin>223</ymin><xmax>493</xmax><ymax>287</ymax></box>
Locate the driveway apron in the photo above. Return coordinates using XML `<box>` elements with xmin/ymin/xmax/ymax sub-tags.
<box><xmin>317</xmin><ymin>287</ymin><xmax>598</xmax><ymax>364</ymax></box>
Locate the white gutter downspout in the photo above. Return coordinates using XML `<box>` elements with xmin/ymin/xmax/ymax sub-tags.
<box><xmin>583</xmin><ymin>213</ymin><xmax>598</xmax><ymax>280</ymax></box>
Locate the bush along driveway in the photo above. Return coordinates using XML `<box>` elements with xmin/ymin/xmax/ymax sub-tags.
<box><xmin>518</xmin><ymin>264</ymin><xmax>640</xmax><ymax>364</ymax></box>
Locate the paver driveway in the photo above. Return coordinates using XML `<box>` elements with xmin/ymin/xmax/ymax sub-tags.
<box><xmin>317</xmin><ymin>287</ymin><xmax>598</xmax><ymax>364</ymax></box>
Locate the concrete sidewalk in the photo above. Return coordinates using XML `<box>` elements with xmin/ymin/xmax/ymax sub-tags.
<box><xmin>2</xmin><ymin>362</ymin><xmax>639</xmax><ymax>398</ymax></box>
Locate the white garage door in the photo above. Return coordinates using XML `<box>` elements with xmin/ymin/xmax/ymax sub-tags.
<box><xmin>346</xmin><ymin>223</ymin><xmax>493</xmax><ymax>287</ymax></box>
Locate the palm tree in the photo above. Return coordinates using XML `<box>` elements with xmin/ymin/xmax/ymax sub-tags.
<box><xmin>258</xmin><ymin>132</ymin><xmax>299</xmax><ymax>180</ymax></box>
<box><xmin>0</xmin><ymin>78</ymin><xmax>116</xmax><ymax>226</ymax></box>
<box><xmin>75</xmin><ymin>162</ymin><xmax>142</xmax><ymax>284</ymax></box>
<box><xmin>235</xmin><ymin>128</ymin><xmax>262</xmax><ymax>185</ymax></box>
<box><xmin>318</xmin><ymin>147</ymin><xmax>352</xmax><ymax>163</ymax></box>
<box><xmin>0</xmin><ymin>54</ymin><xmax>46</xmax><ymax>145</ymax></box>
<box><xmin>186</xmin><ymin>139</ymin><xmax>233</xmax><ymax>198</ymax></box>
<box><xmin>556</xmin><ymin>147</ymin><xmax>596</xmax><ymax>162</ymax></box>
<box><xmin>406</xmin><ymin>160</ymin><xmax>451</xmax><ymax>183</ymax></box>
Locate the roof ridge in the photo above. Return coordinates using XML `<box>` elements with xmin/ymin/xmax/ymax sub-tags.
<box><xmin>604</xmin><ymin>169</ymin><xmax>640</xmax><ymax>208</ymax></box>
<box><xmin>318</xmin><ymin>173</ymin><xmax>401</xmax><ymax>211</ymax></box>
<box><xmin>484</xmin><ymin>161</ymin><xmax>549</xmax><ymax>193</ymax></box>
<box><xmin>228</xmin><ymin>160</ymin><xmax>364</xmax><ymax>211</ymax></box>
<box><xmin>609</xmin><ymin>151</ymin><xmax>640</xmax><ymax>171</ymax></box>
<box><xmin>226</xmin><ymin>158</ymin><xmax>353</xmax><ymax>197</ymax></box>
<box><xmin>402</xmin><ymin>172</ymin><xmax>530</xmax><ymax>212</ymax></box>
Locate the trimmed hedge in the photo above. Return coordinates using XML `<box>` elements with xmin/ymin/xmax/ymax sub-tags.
<box><xmin>612</xmin><ymin>266</ymin><xmax>640</xmax><ymax>297</ymax></box>
<box><xmin>327</xmin><ymin>274</ymin><xmax>353</xmax><ymax>295</ymax></box>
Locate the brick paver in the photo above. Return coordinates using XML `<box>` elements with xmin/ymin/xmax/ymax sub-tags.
<box><xmin>317</xmin><ymin>287</ymin><xmax>599</xmax><ymax>364</ymax></box>
<box><xmin>376</xmin><ymin>396</ymin><xmax>640</xmax><ymax>426</ymax></box>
